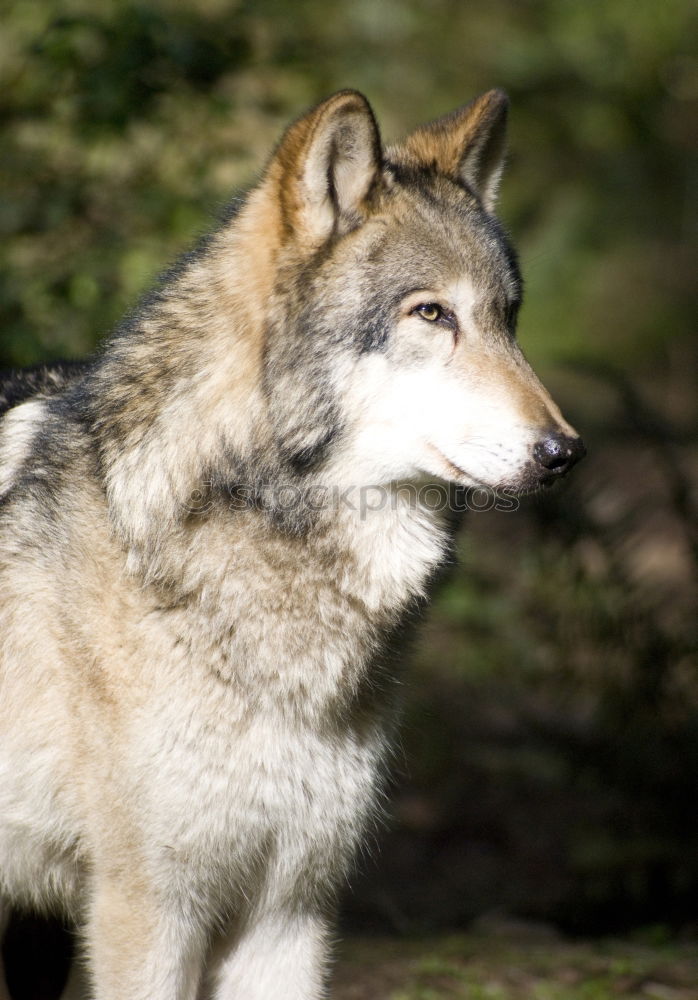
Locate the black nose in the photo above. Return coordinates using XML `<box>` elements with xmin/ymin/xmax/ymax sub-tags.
<box><xmin>533</xmin><ymin>432</ymin><xmax>586</xmax><ymax>478</ymax></box>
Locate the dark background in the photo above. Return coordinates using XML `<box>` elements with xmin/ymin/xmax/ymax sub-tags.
<box><xmin>1</xmin><ymin>0</ymin><xmax>696</xmax><ymax>972</ymax></box>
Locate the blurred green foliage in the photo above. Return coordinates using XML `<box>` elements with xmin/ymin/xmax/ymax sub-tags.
<box><xmin>1</xmin><ymin>0</ymin><xmax>695</xmax><ymax>367</ymax></box>
<box><xmin>1</xmin><ymin>0</ymin><xmax>697</xmax><ymax>936</ymax></box>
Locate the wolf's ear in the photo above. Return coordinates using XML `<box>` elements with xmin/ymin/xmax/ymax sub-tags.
<box><xmin>272</xmin><ymin>90</ymin><xmax>382</xmax><ymax>244</ymax></box>
<box><xmin>397</xmin><ymin>90</ymin><xmax>509</xmax><ymax>212</ymax></box>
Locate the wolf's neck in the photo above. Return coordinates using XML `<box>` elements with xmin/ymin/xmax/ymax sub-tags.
<box><xmin>133</xmin><ymin>483</ymin><xmax>450</xmax><ymax>632</ymax></box>
<box><xmin>148</xmin><ymin>491</ymin><xmax>451</xmax><ymax>718</ymax></box>
<box><xmin>317</xmin><ymin>488</ymin><xmax>452</xmax><ymax>619</ymax></box>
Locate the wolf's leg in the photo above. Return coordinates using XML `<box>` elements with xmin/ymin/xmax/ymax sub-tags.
<box><xmin>211</xmin><ymin>909</ymin><xmax>331</xmax><ymax>1000</ymax></box>
<box><xmin>83</xmin><ymin>878</ymin><xmax>206</xmax><ymax>1000</ymax></box>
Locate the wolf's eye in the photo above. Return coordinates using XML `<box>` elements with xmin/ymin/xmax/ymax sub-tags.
<box><xmin>413</xmin><ymin>303</ymin><xmax>444</xmax><ymax>323</ymax></box>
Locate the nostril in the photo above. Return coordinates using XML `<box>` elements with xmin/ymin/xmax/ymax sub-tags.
<box><xmin>544</xmin><ymin>450</ymin><xmax>569</xmax><ymax>471</ymax></box>
<box><xmin>533</xmin><ymin>434</ymin><xmax>586</xmax><ymax>475</ymax></box>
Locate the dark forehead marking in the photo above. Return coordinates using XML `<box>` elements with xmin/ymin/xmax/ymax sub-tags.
<box><xmin>384</xmin><ymin>163</ymin><xmax>479</xmax><ymax>240</ymax></box>
<box><xmin>379</xmin><ymin>163</ymin><xmax>522</xmax><ymax>298</ymax></box>
<box><xmin>384</xmin><ymin>159</ymin><xmax>478</xmax><ymax>203</ymax></box>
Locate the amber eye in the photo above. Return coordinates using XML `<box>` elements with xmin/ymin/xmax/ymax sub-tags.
<box><xmin>413</xmin><ymin>303</ymin><xmax>444</xmax><ymax>323</ymax></box>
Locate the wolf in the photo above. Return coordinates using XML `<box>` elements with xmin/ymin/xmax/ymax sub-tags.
<box><xmin>0</xmin><ymin>90</ymin><xmax>584</xmax><ymax>999</ymax></box>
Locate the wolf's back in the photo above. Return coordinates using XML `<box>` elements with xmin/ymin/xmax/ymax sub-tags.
<box><xmin>0</xmin><ymin>360</ymin><xmax>89</xmax><ymax>418</ymax></box>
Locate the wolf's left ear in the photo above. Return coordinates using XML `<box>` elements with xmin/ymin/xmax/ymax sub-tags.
<box><xmin>397</xmin><ymin>90</ymin><xmax>509</xmax><ymax>212</ymax></box>
<box><xmin>272</xmin><ymin>90</ymin><xmax>382</xmax><ymax>244</ymax></box>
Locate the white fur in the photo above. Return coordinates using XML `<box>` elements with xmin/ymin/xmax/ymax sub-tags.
<box><xmin>0</xmin><ymin>468</ymin><xmax>448</xmax><ymax>999</ymax></box>
<box><xmin>0</xmin><ymin>399</ymin><xmax>46</xmax><ymax>497</ymax></box>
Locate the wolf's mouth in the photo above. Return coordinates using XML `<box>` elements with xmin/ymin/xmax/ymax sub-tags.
<box><xmin>426</xmin><ymin>445</ymin><xmax>486</xmax><ymax>488</ymax></box>
<box><xmin>427</xmin><ymin>445</ymin><xmax>564</xmax><ymax>497</ymax></box>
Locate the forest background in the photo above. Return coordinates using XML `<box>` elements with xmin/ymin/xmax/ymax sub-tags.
<box><xmin>1</xmin><ymin>1</ymin><xmax>696</xmax><ymax>994</ymax></box>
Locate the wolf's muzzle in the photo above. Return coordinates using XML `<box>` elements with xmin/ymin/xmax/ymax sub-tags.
<box><xmin>533</xmin><ymin>431</ymin><xmax>586</xmax><ymax>480</ymax></box>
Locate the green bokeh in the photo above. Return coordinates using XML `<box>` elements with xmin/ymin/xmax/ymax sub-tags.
<box><xmin>1</xmin><ymin>0</ymin><xmax>694</xmax><ymax>369</ymax></box>
<box><xmin>1</xmin><ymin>0</ymin><xmax>696</xmax><ymax>937</ymax></box>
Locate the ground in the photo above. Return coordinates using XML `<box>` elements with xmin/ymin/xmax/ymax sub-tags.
<box><xmin>332</xmin><ymin>927</ymin><xmax>698</xmax><ymax>1000</ymax></box>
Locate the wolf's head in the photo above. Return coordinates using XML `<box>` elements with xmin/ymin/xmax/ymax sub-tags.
<box><xmin>245</xmin><ymin>89</ymin><xmax>584</xmax><ymax>495</ymax></box>
<box><xmin>94</xmin><ymin>91</ymin><xmax>585</xmax><ymax>560</ymax></box>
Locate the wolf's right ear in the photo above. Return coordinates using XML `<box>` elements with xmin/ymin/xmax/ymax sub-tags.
<box><xmin>396</xmin><ymin>90</ymin><xmax>509</xmax><ymax>212</ymax></box>
<box><xmin>270</xmin><ymin>90</ymin><xmax>382</xmax><ymax>245</ymax></box>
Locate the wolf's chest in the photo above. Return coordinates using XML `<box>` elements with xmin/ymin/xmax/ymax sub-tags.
<box><xmin>134</xmin><ymin>688</ymin><xmax>385</xmax><ymax>906</ymax></box>
<box><xmin>124</xmin><ymin>501</ymin><xmax>448</xmax><ymax>896</ymax></box>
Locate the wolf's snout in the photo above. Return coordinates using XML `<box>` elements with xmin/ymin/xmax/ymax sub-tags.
<box><xmin>533</xmin><ymin>431</ymin><xmax>586</xmax><ymax>479</ymax></box>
